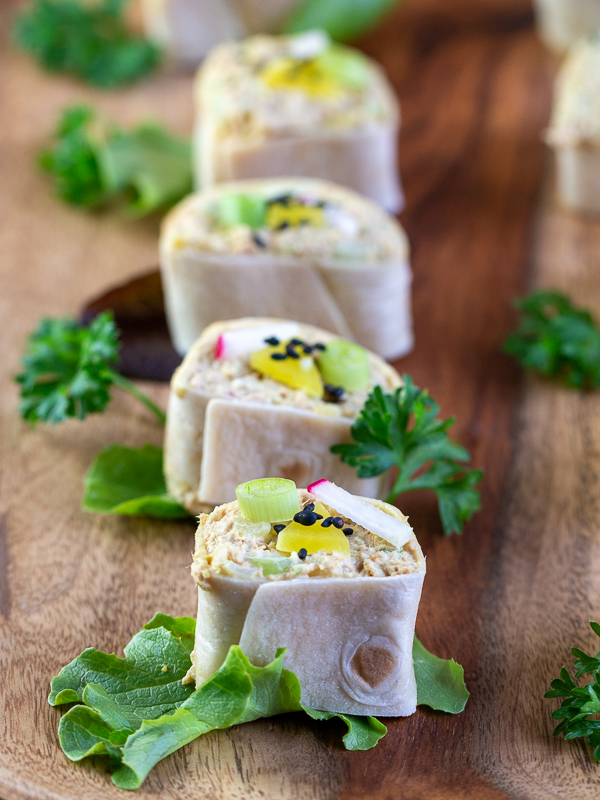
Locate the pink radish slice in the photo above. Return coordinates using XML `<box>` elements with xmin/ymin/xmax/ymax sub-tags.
<box><xmin>307</xmin><ymin>479</ymin><xmax>413</xmax><ymax>549</ymax></box>
<box><xmin>215</xmin><ymin>322</ymin><xmax>300</xmax><ymax>360</ymax></box>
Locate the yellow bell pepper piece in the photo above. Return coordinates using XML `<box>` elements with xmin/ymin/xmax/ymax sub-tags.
<box><xmin>250</xmin><ymin>340</ymin><xmax>323</xmax><ymax>398</ymax></box>
<box><xmin>266</xmin><ymin>201</ymin><xmax>325</xmax><ymax>230</ymax></box>
<box><xmin>260</xmin><ymin>57</ymin><xmax>342</xmax><ymax>98</ymax></box>
<box><xmin>276</xmin><ymin>502</ymin><xmax>351</xmax><ymax>556</ymax></box>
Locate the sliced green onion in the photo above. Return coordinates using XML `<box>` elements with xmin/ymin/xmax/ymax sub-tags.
<box><xmin>315</xmin><ymin>45</ymin><xmax>370</xmax><ymax>90</ymax></box>
<box><xmin>235</xmin><ymin>478</ymin><xmax>300</xmax><ymax>523</ymax></box>
<box><xmin>218</xmin><ymin>194</ymin><xmax>267</xmax><ymax>229</ymax></box>
<box><xmin>248</xmin><ymin>556</ymin><xmax>295</xmax><ymax>575</ymax></box>
<box><xmin>318</xmin><ymin>339</ymin><xmax>370</xmax><ymax>392</ymax></box>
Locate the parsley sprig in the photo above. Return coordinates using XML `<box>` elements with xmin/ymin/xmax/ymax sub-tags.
<box><xmin>545</xmin><ymin>622</ymin><xmax>600</xmax><ymax>761</ymax></box>
<box><xmin>332</xmin><ymin>376</ymin><xmax>482</xmax><ymax>535</ymax></box>
<box><xmin>16</xmin><ymin>312</ymin><xmax>166</xmax><ymax>426</ymax></box>
<box><xmin>504</xmin><ymin>290</ymin><xmax>600</xmax><ymax>389</ymax></box>
<box><xmin>39</xmin><ymin>105</ymin><xmax>192</xmax><ymax>216</ymax></box>
<box><xmin>13</xmin><ymin>0</ymin><xmax>160</xmax><ymax>88</ymax></box>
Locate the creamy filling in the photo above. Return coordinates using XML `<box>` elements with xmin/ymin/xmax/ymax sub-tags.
<box><xmin>192</xmin><ymin>492</ymin><xmax>421</xmax><ymax>583</ymax></box>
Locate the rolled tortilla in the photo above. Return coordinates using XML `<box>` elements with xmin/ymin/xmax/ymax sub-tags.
<box><xmin>164</xmin><ymin>317</ymin><xmax>402</xmax><ymax>514</ymax></box>
<box><xmin>194</xmin><ymin>33</ymin><xmax>403</xmax><ymax>212</ymax></box>
<box><xmin>160</xmin><ymin>177</ymin><xmax>412</xmax><ymax>360</ymax></box>
<box><xmin>534</xmin><ymin>0</ymin><xmax>600</xmax><ymax>53</ymax></box>
<box><xmin>138</xmin><ymin>0</ymin><xmax>299</xmax><ymax>66</ymax></box>
<box><xmin>546</xmin><ymin>34</ymin><xmax>600</xmax><ymax>214</ymax></box>
<box><xmin>191</xmin><ymin>491</ymin><xmax>426</xmax><ymax>716</ymax></box>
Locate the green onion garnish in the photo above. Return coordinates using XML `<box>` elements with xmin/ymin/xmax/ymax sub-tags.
<box><xmin>318</xmin><ymin>339</ymin><xmax>370</xmax><ymax>392</ymax></box>
<box><xmin>218</xmin><ymin>194</ymin><xmax>267</xmax><ymax>229</ymax></box>
<box><xmin>235</xmin><ymin>478</ymin><xmax>301</xmax><ymax>523</ymax></box>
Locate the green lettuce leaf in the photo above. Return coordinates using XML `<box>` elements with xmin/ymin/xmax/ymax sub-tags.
<box><xmin>284</xmin><ymin>0</ymin><xmax>402</xmax><ymax>42</ymax></box>
<box><xmin>50</xmin><ymin>615</ymin><xmax>467</xmax><ymax>789</ymax></box>
<box><xmin>413</xmin><ymin>637</ymin><xmax>470</xmax><ymax>714</ymax></box>
<box><xmin>82</xmin><ymin>444</ymin><xmax>191</xmax><ymax>518</ymax></box>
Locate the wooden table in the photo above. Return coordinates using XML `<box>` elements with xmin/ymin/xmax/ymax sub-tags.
<box><xmin>2</xmin><ymin>0</ymin><xmax>600</xmax><ymax>797</ymax></box>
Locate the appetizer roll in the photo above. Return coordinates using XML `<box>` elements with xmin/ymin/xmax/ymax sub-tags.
<box><xmin>191</xmin><ymin>478</ymin><xmax>426</xmax><ymax>717</ymax></box>
<box><xmin>165</xmin><ymin>318</ymin><xmax>402</xmax><ymax>513</ymax></box>
<box><xmin>160</xmin><ymin>178</ymin><xmax>412</xmax><ymax>360</ymax></box>
<box><xmin>194</xmin><ymin>31</ymin><xmax>403</xmax><ymax>212</ymax></box>
<box><xmin>534</xmin><ymin>0</ymin><xmax>600</xmax><ymax>53</ymax></box>
<box><xmin>547</xmin><ymin>34</ymin><xmax>600</xmax><ymax>215</ymax></box>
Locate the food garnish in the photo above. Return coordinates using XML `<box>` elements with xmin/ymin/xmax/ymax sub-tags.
<box><xmin>214</xmin><ymin>323</ymin><xmax>300</xmax><ymax>360</ymax></box>
<box><xmin>235</xmin><ymin>477</ymin><xmax>301</xmax><ymax>523</ymax></box>
<box><xmin>276</xmin><ymin>500</ymin><xmax>351</xmax><ymax>555</ymax></box>
<box><xmin>250</xmin><ymin>339</ymin><xmax>324</xmax><ymax>397</ymax></box>
<box><xmin>308</xmin><ymin>479</ymin><xmax>412</xmax><ymax>548</ymax></box>
<box><xmin>217</xmin><ymin>193</ymin><xmax>267</xmax><ymax>229</ymax></box>
<box><xmin>49</xmin><ymin>614</ymin><xmax>468</xmax><ymax>789</ymax></box>
<box><xmin>284</xmin><ymin>1</ymin><xmax>403</xmax><ymax>43</ymax></box>
<box><xmin>504</xmin><ymin>289</ymin><xmax>600</xmax><ymax>389</ymax></box>
<box><xmin>83</xmin><ymin>444</ymin><xmax>189</xmax><ymax>518</ymax></box>
<box><xmin>332</xmin><ymin>377</ymin><xmax>483</xmax><ymax>536</ymax></box>
<box><xmin>39</xmin><ymin>105</ymin><xmax>192</xmax><ymax>216</ymax></box>
<box><xmin>317</xmin><ymin>338</ymin><xmax>369</xmax><ymax>392</ymax></box>
<box><xmin>545</xmin><ymin>621</ymin><xmax>600</xmax><ymax>762</ymax></box>
<box><xmin>13</xmin><ymin>0</ymin><xmax>160</xmax><ymax>88</ymax></box>
<box><xmin>16</xmin><ymin>312</ymin><xmax>166</xmax><ymax>425</ymax></box>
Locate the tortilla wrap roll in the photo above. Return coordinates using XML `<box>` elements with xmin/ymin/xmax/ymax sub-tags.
<box><xmin>191</xmin><ymin>485</ymin><xmax>426</xmax><ymax>716</ymax></box>
<box><xmin>546</xmin><ymin>33</ymin><xmax>600</xmax><ymax>215</ymax></box>
<box><xmin>164</xmin><ymin>317</ymin><xmax>402</xmax><ymax>514</ymax></box>
<box><xmin>193</xmin><ymin>32</ymin><xmax>403</xmax><ymax>212</ymax></box>
<box><xmin>139</xmin><ymin>0</ymin><xmax>299</xmax><ymax>66</ymax></box>
<box><xmin>534</xmin><ymin>0</ymin><xmax>600</xmax><ymax>53</ymax></box>
<box><xmin>160</xmin><ymin>177</ymin><xmax>412</xmax><ymax>360</ymax></box>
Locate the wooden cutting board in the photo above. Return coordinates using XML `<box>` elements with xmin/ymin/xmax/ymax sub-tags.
<box><xmin>3</xmin><ymin>0</ymin><xmax>600</xmax><ymax>797</ymax></box>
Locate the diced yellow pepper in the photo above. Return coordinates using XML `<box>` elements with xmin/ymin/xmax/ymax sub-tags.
<box><xmin>266</xmin><ymin>201</ymin><xmax>324</xmax><ymax>229</ymax></box>
<box><xmin>250</xmin><ymin>340</ymin><xmax>323</xmax><ymax>398</ymax></box>
<box><xmin>260</xmin><ymin>57</ymin><xmax>342</xmax><ymax>98</ymax></box>
<box><xmin>276</xmin><ymin>502</ymin><xmax>350</xmax><ymax>556</ymax></box>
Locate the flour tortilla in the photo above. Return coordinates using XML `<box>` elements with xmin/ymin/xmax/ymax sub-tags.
<box><xmin>193</xmin><ymin>498</ymin><xmax>425</xmax><ymax>716</ymax></box>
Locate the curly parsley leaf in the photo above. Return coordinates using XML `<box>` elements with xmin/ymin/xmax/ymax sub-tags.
<box><xmin>50</xmin><ymin>615</ymin><xmax>395</xmax><ymax>788</ymax></box>
<box><xmin>284</xmin><ymin>0</ymin><xmax>402</xmax><ymax>41</ymax></box>
<box><xmin>39</xmin><ymin>105</ymin><xmax>192</xmax><ymax>217</ymax></box>
<box><xmin>332</xmin><ymin>376</ymin><xmax>483</xmax><ymax>535</ymax></box>
<box><xmin>504</xmin><ymin>290</ymin><xmax>600</xmax><ymax>389</ymax></box>
<box><xmin>15</xmin><ymin>312</ymin><xmax>166</xmax><ymax>426</ymax></box>
<box><xmin>413</xmin><ymin>637</ymin><xmax>469</xmax><ymax>714</ymax></box>
<box><xmin>13</xmin><ymin>0</ymin><xmax>160</xmax><ymax>88</ymax></box>
<box><xmin>83</xmin><ymin>444</ymin><xmax>190</xmax><ymax>518</ymax></box>
<box><xmin>545</xmin><ymin>621</ymin><xmax>600</xmax><ymax>762</ymax></box>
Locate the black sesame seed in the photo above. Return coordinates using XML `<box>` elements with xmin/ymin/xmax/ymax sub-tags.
<box><xmin>343</xmin><ymin>527</ymin><xmax>354</xmax><ymax>536</ymax></box>
<box><xmin>264</xmin><ymin>336</ymin><xmax>280</xmax><ymax>346</ymax></box>
<box><xmin>252</xmin><ymin>233</ymin><xmax>267</xmax><ymax>248</ymax></box>
<box><xmin>324</xmin><ymin>384</ymin><xmax>345</xmax><ymax>404</ymax></box>
<box><xmin>273</xmin><ymin>524</ymin><xmax>285</xmax><ymax>534</ymax></box>
<box><xmin>271</xmin><ymin>352</ymin><xmax>287</xmax><ymax>360</ymax></box>
<box><xmin>294</xmin><ymin>510</ymin><xmax>318</xmax><ymax>526</ymax></box>
<box><xmin>321</xmin><ymin>517</ymin><xmax>333</xmax><ymax>527</ymax></box>
<box><xmin>285</xmin><ymin>344</ymin><xmax>300</xmax><ymax>359</ymax></box>
<box><xmin>304</xmin><ymin>503</ymin><xmax>315</xmax><ymax>512</ymax></box>
<box><xmin>303</xmin><ymin>345</ymin><xmax>313</xmax><ymax>354</ymax></box>
<box><xmin>290</xmin><ymin>338</ymin><xmax>304</xmax><ymax>346</ymax></box>
<box><xmin>313</xmin><ymin>343</ymin><xmax>326</xmax><ymax>351</ymax></box>
<box><xmin>314</xmin><ymin>513</ymin><xmax>323</xmax><ymax>520</ymax></box>
<box><xmin>332</xmin><ymin>517</ymin><xmax>344</xmax><ymax>529</ymax></box>
<box><xmin>298</xmin><ymin>548</ymin><xmax>307</xmax><ymax>560</ymax></box>
<box><xmin>277</xmin><ymin>222</ymin><xmax>290</xmax><ymax>230</ymax></box>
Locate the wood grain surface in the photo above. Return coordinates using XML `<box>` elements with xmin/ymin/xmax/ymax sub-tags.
<box><xmin>3</xmin><ymin>0</ymin><xmax>599</xmax><ymax>797</ymax></box>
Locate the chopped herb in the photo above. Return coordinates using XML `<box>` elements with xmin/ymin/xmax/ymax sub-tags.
<box><xmin>545</xmin><ymin>621</ymin><xmax>600</xmax><ymax>763</ymax></box>
<box><xmin>39</xmin><ymin>105</ymin><xmax>192</xmax><ymax>217</ymax></box>
<box><xmin>332</xmin><ymin>377</ymin><xmax>483</xmax><ymax>536</ymax></box>
<box><xmin>13</xmin><ymin>0</ymin><xmax>160</xmax><ymax>88</ymax></box>
<box><xmin>15</xmin><ymin>312</ymin><xmax>166</xmax><ymax>426</ymax></box>
<box><xmin>504</xmin><ymin>289</ymin><xmax>600</xmax><ymax>389</ymax></box>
